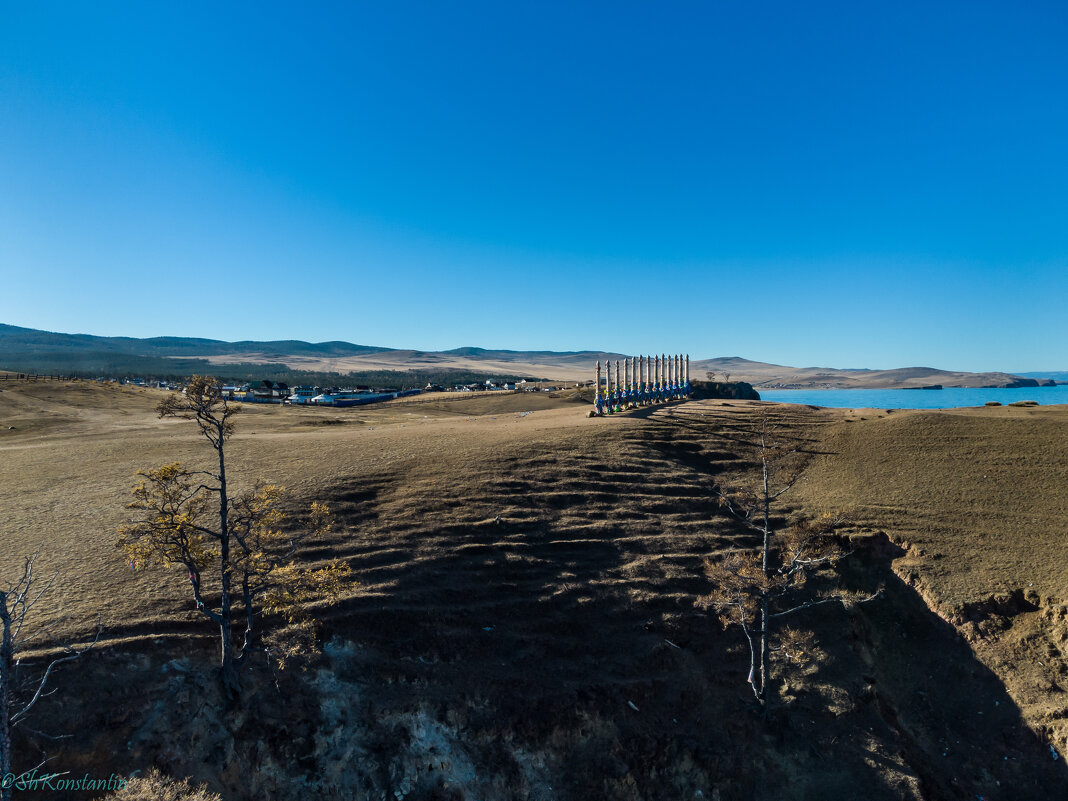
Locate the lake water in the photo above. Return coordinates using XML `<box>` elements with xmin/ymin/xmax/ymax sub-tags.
<box><xmin>758</xmin><ymin>385</ymin><xmax>1068</xmax><ymax>409</ymax></box>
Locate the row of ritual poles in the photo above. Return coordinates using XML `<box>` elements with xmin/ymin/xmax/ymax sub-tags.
<box><xmin>593</xmin><ymin>354</ymin><xmax>690</xmax><ymax>415</ymax></box>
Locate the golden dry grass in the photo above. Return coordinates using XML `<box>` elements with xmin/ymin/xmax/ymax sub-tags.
<box><xmin>794</xmin><ymin>405</ymin><xmax>1068</xmax><ymax>607</ymax></box>
<box><xmin>792</xmin><ymin>403</ymin><xmax>1068</xmax><ymax>753</ymax></box>
<box><xmin>2</xmin><ymin>381</ymin><xmax>1065</xmax><ymax>658</ymax></box>
<box><xmin>0</xmin><ymin>381</ymin><xmax>611</xmax><ymax>643</ymax></box>
<box><xmin>190</xmin><ymin>346</ymin><xmax>1035</xmax><ymax>388</ymax></box>
<box><xmin>3</xmin><ymin>380</ymin><xmax>1068</xmax><ymax>797</ymax></box>
<box><xmin>197</xmin><ymin>349</ymin><xmax>596</xmax><ymax>381</ymax></box>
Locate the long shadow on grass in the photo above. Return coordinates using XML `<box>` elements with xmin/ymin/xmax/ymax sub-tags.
<box><xmin>832</xmin><ymin>538</ymin><xmax>1068</xmax><ymax>798</ymax></box>
<box><xmin>297</xmin><ymin>409</ymin><xmax>1067</xmax><ymax>800</ymax></box>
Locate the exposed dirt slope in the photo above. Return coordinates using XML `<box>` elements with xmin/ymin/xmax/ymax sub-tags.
<box><xmin>793</xmin><ymin>404</ymin><xmax>1068</xmax><ymax>766</ymax></box>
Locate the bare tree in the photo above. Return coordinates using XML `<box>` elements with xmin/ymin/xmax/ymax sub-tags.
<box><xmin>1</xmin><ymin>550</ymin><xmax>98</xmax><ymax>801</ymax></box>
<box><xmin>700</xmin><ymin>410</ymin><xmax>871</xmax><ymax>712</ymax></box>
<box><xmin>116</xmin><ymin>376</ymin><xmax>351</xmax><ymax>698</ymax></box>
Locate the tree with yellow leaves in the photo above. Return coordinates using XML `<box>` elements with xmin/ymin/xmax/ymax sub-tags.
<box><xmin>117</xmin><ymin>376</ymin><xmax>351</xmax><ymax>697</ymax></box>
<box><xmin>700</xmin><ymin>410</ymin><xmax>872</xmax><ymax>713</ymax></box>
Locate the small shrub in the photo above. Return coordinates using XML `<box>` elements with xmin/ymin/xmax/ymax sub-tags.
<box><xmin>985</xmin><ymin>401</ymin><xmax>1002</xmax><ymax>407</ymax></box>
<box><xmin>1009</xmin><ymin>400</ymin><xmax>1039</xmax><ymax>407</ymax></box>
<box><xmin>106</xmin><ymin>769</ymin><xmax>221</xmax><ymax>801</ymax></box>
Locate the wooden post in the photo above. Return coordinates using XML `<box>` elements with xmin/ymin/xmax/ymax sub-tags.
<box><xmin>614</xmin><ymin>360</ymin><xmax>621</xmax><ymax>410</ymax></box>
<box><xmin>607</xmin><ymin>360</ymin><xmax>614</xmax><ymax>412</ymax></box>
<box><xmin>595</xmin><ymin>361</ymin><xmax>602</xmax><ymax>413</ymax></box>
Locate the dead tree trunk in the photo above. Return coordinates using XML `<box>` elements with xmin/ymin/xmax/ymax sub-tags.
<box><xmin>213</xmin><ymin>416</ymin><xmax>240</xmax><ymax>699</ymax></box>
<box><xmin>1</xmin><ymin>559</ymin><xmax>97</xmax><ymax>801</ymax></box>
<box><xmin>704</xmin><ymin>409</ymin><xmax>853</xmax><ymax>715</ymax></box>
<box><xmin>1</xmin><ymin>590</ymin><xmax>14</xmax><ymax>801</ymax></box>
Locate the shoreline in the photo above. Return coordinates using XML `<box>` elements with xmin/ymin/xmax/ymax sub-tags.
<box><xmin>759</xmin><ymin>385</ymin><xmax>1068</xmax><ymax>410</ymax></box>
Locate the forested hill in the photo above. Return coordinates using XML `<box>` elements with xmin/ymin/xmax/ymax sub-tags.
<box><xmin>0</xmin><ymin>324</ymin><xmax>541</xmax><ymax>387</ymax></box>
<box><xmin>0</xmin><ymin>323</ymin><xmax>393</xmax><ymax>358</ymax></box>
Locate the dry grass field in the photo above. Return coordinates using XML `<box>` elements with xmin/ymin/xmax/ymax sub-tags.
<box><xmin>793</xmin><ymin>404</ymin><xmax>1068</xmax><ymax>764</ymax></box>
<box><xmin>0</xmin><ymin>382</ymin><xmax>597</xmax><ymax>644</ymax></box>
<box><xmin>1</xmin><ymin>380</ymin><xmax>1066</xmax><ymax>799</ymax></box>
<box><xmin>191</xmin><ymin>348</ymin><xmax>1033</xmax><ymax>389</ymax></box>
<box><xmin>198</xmin><ymin>349</ymin><xmax>596</xmax><ymax>382</ymax></box>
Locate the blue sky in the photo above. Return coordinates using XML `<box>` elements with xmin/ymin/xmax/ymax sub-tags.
<box><xmin>1</xmin><ymin>1</ymin><xmax>1065</xmax><ymax>371</ymax></box>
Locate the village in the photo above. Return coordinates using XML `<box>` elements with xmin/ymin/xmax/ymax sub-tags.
<box><xmin>104</xmin><ymin>376</ymin><xmax>569</xmax><ymax>407</ymax></box>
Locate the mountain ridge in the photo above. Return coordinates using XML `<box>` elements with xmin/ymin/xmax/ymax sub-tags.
<box><xmin>0</xmin><ymin>324</ymin><xmax>1050</xmax><ymax>389</ymax></box>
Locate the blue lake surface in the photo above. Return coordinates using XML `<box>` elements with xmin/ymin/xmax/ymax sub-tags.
<box><xmin>758</xmin><ymin>385</ymin><xmax>1068</xmax><ymax>409</ymax></box>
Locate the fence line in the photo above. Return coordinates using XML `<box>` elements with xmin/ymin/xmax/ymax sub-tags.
<box><xmin>592</xmin><ymin>353</ymin><xmax>691</xmax><ymax>415</ymax></box>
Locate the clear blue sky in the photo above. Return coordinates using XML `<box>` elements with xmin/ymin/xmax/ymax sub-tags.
<box><xmin>1</xmin><ymin>1</ymin><xmax>1065</xmax><ymax>371</ymax></box>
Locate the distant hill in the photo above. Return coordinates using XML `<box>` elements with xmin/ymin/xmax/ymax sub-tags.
<box><xmin>690</xmin><ymin>356</ymin><xmax>1046</xmax><ymax>390</ymax></box>
<box><xmin>1014</xmin><ymin>370</ymin><xmax>1068</xmax><ymax>383</ymax></box>
<box><xmin>0</xmin><ymin>323</ymin><xmax>393</xmax><ymax>358</ymax></box>
<box><xmin>0</xmin><ymin>324</ymin><xmax>1044</xmax><ymax>388</ymax></box>
<box><xmin>441</xmin><ymin>347</ymin><xmax>622</xmax><ymax>365</ymax></box>
<box><xmin>0</xmin><ymin>325</ymin><xmax>536</xmax><ymax>387</ymax></box>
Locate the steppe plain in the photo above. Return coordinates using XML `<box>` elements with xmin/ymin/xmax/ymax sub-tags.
<box><xmin>1</xmin><ymin>379</ymin><xmax>1066</xmax><ymax>800</ymax></box>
